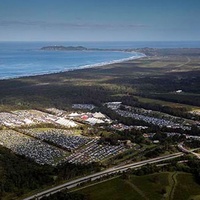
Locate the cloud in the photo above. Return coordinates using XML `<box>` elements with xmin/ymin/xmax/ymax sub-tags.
<box><xmin>0</xmin><ymin>20</ymin><xmax>149</xmax><ymax>30</ymax></box>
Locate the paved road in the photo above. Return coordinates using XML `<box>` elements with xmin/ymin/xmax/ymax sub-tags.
<box><xmin>23</xmin><ymin>152</ymin><xmax>183</xmax><ymax>200</ymax></box>
<box><xmin>178</xmin><ymin>143</ymin><xmax>200</xmax><ymax>160</ymax></box>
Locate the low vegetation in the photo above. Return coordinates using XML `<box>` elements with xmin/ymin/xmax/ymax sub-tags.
<box><xmin>43</xmin><ymin>172</ymin><xmax>200</xmax><ymax>200</ymax></box>
<box><xmin>0</xmin><ymin>48</ymin><xmax>200</xmax><ymax>199</ymax></box>
<box><xmin>0</xmin><ymin>146</ymin><xmax>100</xmax><ymax>200</ymax></box>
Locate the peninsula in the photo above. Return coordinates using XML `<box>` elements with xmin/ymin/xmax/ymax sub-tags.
<box><xmin>40</xmin><ymin>45</ymin><xmax>134</xmax><ymax>52</ymax></box>
<box><xmin>40</xmin><ymin>45</ymin><xmax>88</xmax><ymax>51</ymax></box>
<box><xmin>0</xmin><ymin>47</ymin><xmax>200</xmax><ymax>200</ymax></box>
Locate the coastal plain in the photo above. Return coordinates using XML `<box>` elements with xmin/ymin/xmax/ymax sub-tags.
<box><xmin>0</xmin><ymin>48</ymin><xmax>199</xmax><ymax>111</ymax></box>
<box><xmin>0</xmin><ymin>48</ymin><xmax>200</xmax><ymax>200</ymax></box>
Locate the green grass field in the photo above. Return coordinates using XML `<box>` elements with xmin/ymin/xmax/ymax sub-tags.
<box><xmin>74</xmin><ymin>177</ymin><xmax>144</xmax><ymax>200</ymax></box>
<box><xmin>174</xmin><ymin>173</ymin><xmax>200</xmax><ymax>200</ymax></box>
<box><xmin>135</xmin><ymin>96</ymin><xmax>200</xmax><ymax>111</ymax></box>
<box><xmin>72</xmin><ymin>172</ymin><xmax>200</xmax><ymax>200</ymax></box>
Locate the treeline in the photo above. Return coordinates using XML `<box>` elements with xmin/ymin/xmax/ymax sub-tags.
<box><xmin>187</xmin><ymin>157</ymin><xmax>200</xmax><ymax>184</ymax></box>
<box><xmin>41</xmin><ymin>192</ymin><xmax>86</xmax><ymax>200</ymax></box>
<box><xmin>123</xmin><ymin>155</ymin><xmax>200</xmax><ymax>181</ymax></box>
<box><xmin>0</xmin><ymin>146</ymin><xmax>54</xmax><ymax>198</ymax></box>
<box><xmin>185</xmin><ymin>140</ymin><xmax>200</xmax><ymax>149</ymax></box>
<box><xmin>99</xmin><ymin>105</ymin><xmax>150</xmax><ymax>127</ymax></box>
<box><xmin>0</xmin><ymin>146</ymin><xmax>100</xmax><ymax>199</ymax></box>
<box><xmin>144</xmin><ymin>93</ymin><xmax>200</xmax><ymax>107</ymax></box>
<box><xmin>121</xmin><ymin>95</ymin><xmax>200</xmax><ymax>121</ymax></box>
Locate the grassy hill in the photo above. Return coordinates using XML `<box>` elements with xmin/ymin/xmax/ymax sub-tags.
<box><xmin>71</xmin><ymin>172</ymin><xmax>200</xmax><ymax>200</ymax></box>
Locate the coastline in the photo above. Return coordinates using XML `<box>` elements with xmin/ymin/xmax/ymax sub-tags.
<box><xmin>0</xmin><ymin>47</ymin><xmax>200</xmax><ymax>110</ymax></box>
<box><xmin>2</xmin><ymin>41</ymin><xmax>200</xmax><ymax>81</ymax></box>
<box><xmin>0</xmin><ymin>51</ymin><xmax>145</xmax><ymax>81</ymax></box>
<box><xmin>78</xmin><ymin>52</ymin><xmax>145</xmax><ymax>70</ymax></box>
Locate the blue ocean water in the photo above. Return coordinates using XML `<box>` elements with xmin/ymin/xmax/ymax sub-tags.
<box><xmin>0</xmin><ymin>41</ymin><xmax>199</xmax><ymax>79</ymax></box>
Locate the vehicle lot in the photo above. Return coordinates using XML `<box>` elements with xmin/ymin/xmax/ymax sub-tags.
<box><xmin>106</xmin><ymin>103</ymin><xmax>191</xmax><ymax>130</ymax></box>
<box><xmin>22</xmin><ymin>128</ymin><xmax>92</xmax><ymax>151</ymax></box>
<box><xmin>0</xmin><ymin>127</ymin><xmax>127</xmax><ymax>166</ymax></box>
<box><xmin>65</xmin><ymin>140</ymin><xmax>126</xmax><ymax>164</ymax></box>
<box><xmin>0</xmin><ymin>130</ymin><xmax>67</xmax><ymax>165</ymax></box>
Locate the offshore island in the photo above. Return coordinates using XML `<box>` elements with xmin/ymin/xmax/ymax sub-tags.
<box><xmin>0</xmin><ymin>47</ymin><xmax>200</xmax><ymax>200</ymax></box>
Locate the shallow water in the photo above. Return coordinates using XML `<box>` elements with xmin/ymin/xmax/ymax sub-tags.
<box><xmin>0</xmin><ymin>41</ymin><xmax>199</xmax><ymax>79</ymax></box>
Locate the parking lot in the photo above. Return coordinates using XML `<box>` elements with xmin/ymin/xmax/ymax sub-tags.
<box><xmin>0</xmin><ymin>130</ymin><xmax>66</xmax><ymax>165</ymax></box>
<box><xmin>65</xmin><ymin>140</ymin><xmax>126</xmax><ymax>164</ymax></box>
<box><xmin>22</xmin><ymin>128</ymin><xmax>93</xmax><ymax>151</ymax></box>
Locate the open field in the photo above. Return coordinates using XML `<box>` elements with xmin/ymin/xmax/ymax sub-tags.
<box><xmin>72</xmin><ymin>172</ymin><xmax>200</xmax><ymax>200</ymax></box>
<box><xmin>135</xmin><ymin>96</ymin><xmax>200</xmax><ymax>111</ymax></box>
<box><xmin>174</xmin><ymin>173</ymin><xmax>200</xmax><ymax>200</ymax></box>
<box><xmin>75</xmin><ymin>173</ymin><xmax>169</xmax><ymax>200</ymax></box>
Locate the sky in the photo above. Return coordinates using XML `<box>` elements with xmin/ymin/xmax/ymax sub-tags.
<box><xmin>0</xmin><ymin>0</ymin><xmax>200</xmax><ymax>41</ymax></box>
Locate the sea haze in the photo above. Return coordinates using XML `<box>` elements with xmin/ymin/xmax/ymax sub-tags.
<box><xmin>0</xmin><ymin>41</ymin><xmax>199</xmax><ymax>79</ymax></box>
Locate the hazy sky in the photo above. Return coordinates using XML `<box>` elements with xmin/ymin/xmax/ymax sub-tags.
<box><xmin>0</xmin><ymin>0</ymin><xmax>199</xmax><ymax>41</ymax></box>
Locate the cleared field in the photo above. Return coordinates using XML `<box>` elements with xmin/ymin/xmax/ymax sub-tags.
<box><xmin>130</xmin><ymin>173</ymin><xmax>170</xmax><ymax>200</ymax></box>
<box><xmin>75</xmin><ymin>177</ymin><xmax>143</xmax><ymax>200</ymax></box>
<box><xmin>136</xmin><ymin>96</ymin><xmax>200</xmax><ymax>111</ymax></box>
<box><xmin>173</xmin><ymin>173</ymin><xmax>200</xmax><ymax>200</ymax></box>
<box><xmin>74</xmin><ymin>173</ymin><xmax>169</xmax><ymax>200</ymax></box>
<box><xmin>73</xmin><ymin>172</ymin><xmax>200</xmax><ymax>200</ymax></box>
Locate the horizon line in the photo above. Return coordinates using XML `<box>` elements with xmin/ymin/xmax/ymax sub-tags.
<box><xmin>0</xmin><ymin>40</ymin><xmax>200</xmax><ymax>42</ymax></box>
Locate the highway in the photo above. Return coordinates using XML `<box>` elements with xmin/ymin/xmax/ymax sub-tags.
<box><xmin>178</xmin><ymin>143</ymin><xmax>200</xmax><ymax>159</ymax></box>
<box><xmin>23</xmin><ymin>152</ymin><xmax>183</xmax><ymax>200</ymax></box>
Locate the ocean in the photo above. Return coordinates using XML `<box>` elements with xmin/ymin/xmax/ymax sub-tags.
<box><xmin>0</xmin><ymin>41</ymin><xmax>199</xmax><ymax>79</ymax></box>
